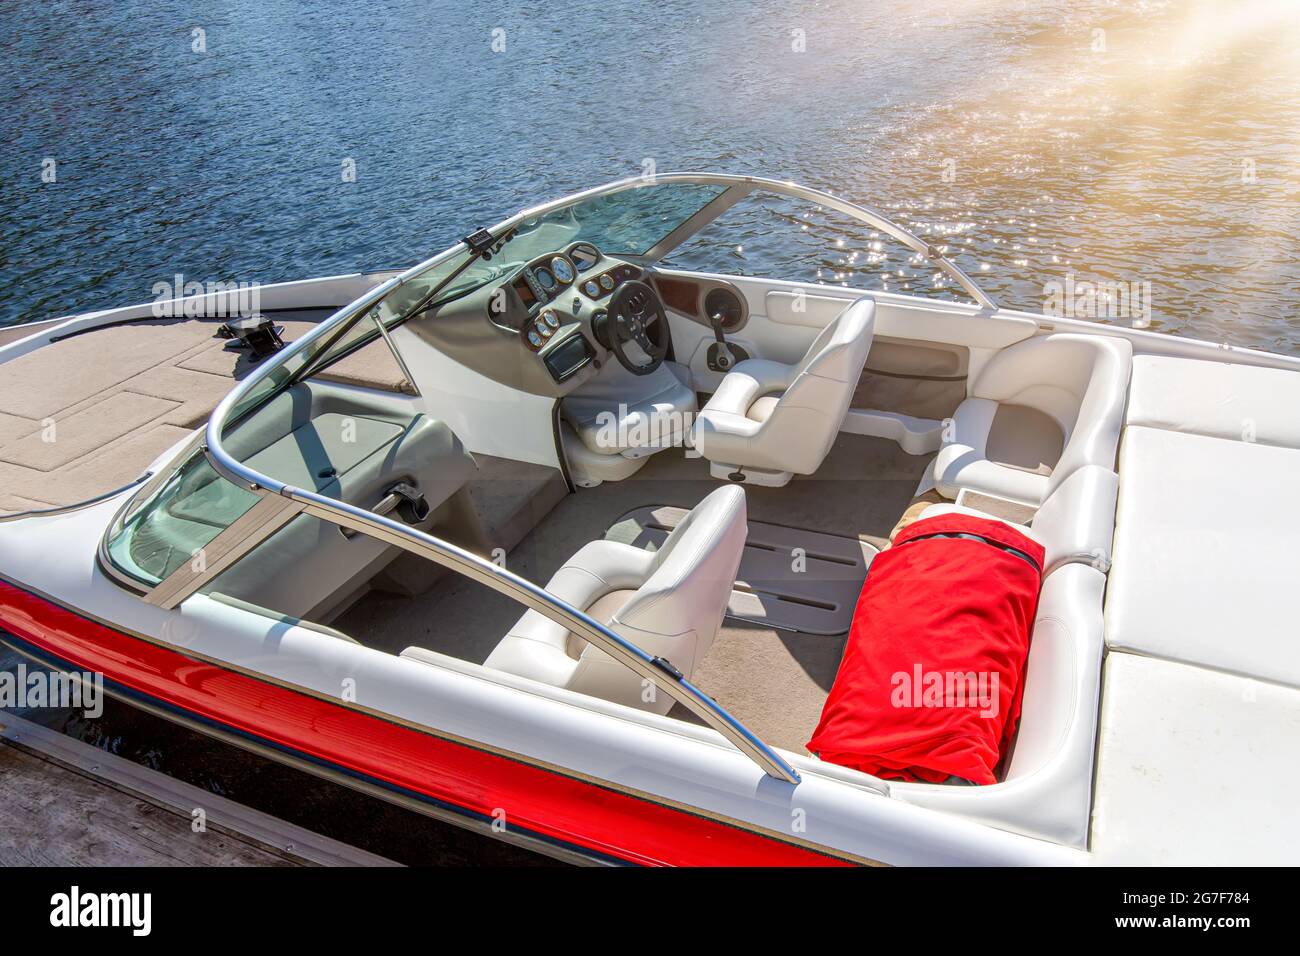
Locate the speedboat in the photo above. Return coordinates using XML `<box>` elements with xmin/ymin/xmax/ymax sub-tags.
<box><xmin>2</xmin><ymin>173</ymin><xmax>1297</xmax><ymax>866</ymax></box>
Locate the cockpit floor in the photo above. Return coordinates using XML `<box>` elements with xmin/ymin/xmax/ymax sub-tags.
<box><xmin>341</xmin><ymin>433</ymin><xmax>932</xmax><ymax>755</ymax></box>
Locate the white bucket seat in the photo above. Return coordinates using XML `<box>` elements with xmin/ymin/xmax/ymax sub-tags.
<box><xmin>933</xmin><ymin>333</ymin><xmax>1132</xmax><ymax>505</ymax></box>
<box><xmin>484</xmin><ymin>485</ymin><xmax>747</xmax><ymax>714</ymax></box>
<box><xmin>693</xmin><ymin>297</ymin><xmax>876</xmax><ymax>486</ymax></box>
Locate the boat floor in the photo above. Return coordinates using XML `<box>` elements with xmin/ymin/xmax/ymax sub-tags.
<box><xmin>0</xmin><ymin>310</ymin><xmax>409</xmax><ymax>515</ymax></box>
<box><xmin>336</xmin><ymin>433</ymin><xmax>932</xmax><ymax>755</ymax></box>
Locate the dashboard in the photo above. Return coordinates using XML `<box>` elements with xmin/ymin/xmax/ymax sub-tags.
<box><xmin>486</xmin><ymin>242</ymin><xmax>644</xmax><ymax>381</ymax></box>
<box><xmin>405</xmin><ymin>239</ymin><xmax>652</xmax><ymax>398</ymax></box>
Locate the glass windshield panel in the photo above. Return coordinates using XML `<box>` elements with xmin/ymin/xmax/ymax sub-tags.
<box><xmin>387</xmin><ymin>182</ymin><xmax>728</xmax><ymax>312</ymax></box>
<box><xmin>105</xmin><ymin>452</ymin><xmax>259</xmax><ymax>586</ymax></box>
<box><xmin>507</xmin><ymin>182</ymin><xmax>727</xmax><ymax>262</ymax></box>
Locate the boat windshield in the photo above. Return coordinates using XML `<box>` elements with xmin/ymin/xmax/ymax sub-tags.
<box><xmin>411</xmin><ymin>181</ymin><xmax>729</xmax><ymax>310</ymax></box>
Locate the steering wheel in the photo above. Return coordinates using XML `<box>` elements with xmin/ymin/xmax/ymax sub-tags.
<box><xmin>601</xmin><ymin>280</ymin><xmax>671</xmax><ymax>376</ymax></box>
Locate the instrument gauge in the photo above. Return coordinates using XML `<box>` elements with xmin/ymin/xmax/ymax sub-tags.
<box><xmin>527</xmin><ymin>330</ymin><xmax>543</xmax><ymax>348</ymax></box>
<box><xmin>550</xmin><ymin>257</ymin><xmax>574</xmax><ymax>285</ymax></box>
<box><xmin>599</xmin><ymin>273</ymin><xmax>615</xmax><ymax>291</ymax></box>
<box><xmin>583</xmin><ymin>280</ymin><xmax>600</xmax><ymax>297</ymax></box>
<box><xmin>535</xmin><ymin>267</ymin><xmax>555</xmax><ymax>291</ymax></box>
<box><xmin>542</xmin><ymin>310</ymin><xmax>560</xmax><ymax>329</ymax></box>
<box><xmin>534</xmin><ymin>318</ymin><xmax>552</xmax><ymax>337</ymax></box>
<box><xmin>570</xmin><ymin>245</ymin><xmax>599</xmax><ymax>271</ymax></box>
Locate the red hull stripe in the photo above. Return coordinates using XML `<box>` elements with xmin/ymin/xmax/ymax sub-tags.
<box><xmin>0</xmin><ymin>580</ymin><xmax>852</xmax><ymax>867</ymax></box>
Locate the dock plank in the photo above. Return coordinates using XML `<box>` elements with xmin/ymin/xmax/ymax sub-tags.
<box><xmin>0</xmin><ymin>714</ymin><xmax>397</xmax><ymax>867</ymax></box>
<box><xmin>0</xmin><ymin>744</ymin><xmax>295</xmax><ymax>866</ymax></box>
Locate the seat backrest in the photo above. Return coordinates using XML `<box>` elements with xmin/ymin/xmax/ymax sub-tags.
<box><xmin>754</xmin><ymin>298</ymin><xmax>876</xmax><ymax>474</ymax></box>
<box><xmin>794</xmin><ymin>296</ymin><xmax>877</xmax><ymax>382</ymax></box>
<box><xmin>973</xmin><ymin>332</ymin><xmax>1132</xmax><ymax>493</ymax></box>
<box><xmin>611</xmin><ymin>485</ymin><xmax>747</xmax><ymax>675</ymax></box>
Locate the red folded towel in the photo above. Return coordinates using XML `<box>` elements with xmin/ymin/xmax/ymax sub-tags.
<box><xmin>807</xmin><ymin>513</ymin><xmax>1045</xmax><ymax>785</ymax></box>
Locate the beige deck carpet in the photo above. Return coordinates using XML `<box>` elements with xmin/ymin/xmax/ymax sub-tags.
<box><xmin>341</xmin><ymin>433</ymin><xmax>933</xmax><ymax>755</ymax></box>
<box><xmin>0</xmin><ymin>310</ymin><xmax>409</xmax><ymax>515</ymax></box>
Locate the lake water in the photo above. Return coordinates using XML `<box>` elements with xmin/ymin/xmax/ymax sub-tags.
<box><xmin>3</xmin><ymin>0</ymin><xmax>1300</xmax><ymax>353</ymax></box>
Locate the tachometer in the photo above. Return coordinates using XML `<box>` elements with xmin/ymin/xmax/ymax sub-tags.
<box><xmin>570</xmin><ymin>244</ymin><xmax>599</xmax><ymax>272</ymax></box>
<box><xmin>551</xmin><ymin>257</ymin><xmax>574</xmax><ymax>285</ymax></box>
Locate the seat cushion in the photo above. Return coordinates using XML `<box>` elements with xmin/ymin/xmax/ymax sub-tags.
<box><xmin>1127</xmin><ymin>354</ymin><xmax>1300</xmax><ymax>448</ymax></box>
<box><xmin>484</xmin><ymin>486</ymin><xmax>747</xmax><ymax>715</ymax></box>
<box><xmin>890</xmin><ymin>563</ymin><xmax>1106</xmax><ymax>848</ymax></box>
<box><xmin>933</xmin><ymin>398</ymin><xmax>1052</xmax><ymax>504</ymax></box>
<box><xmin>1106</xmin><ymin>426</ymin><xmax>1300</xmax><ymax>687</ymax></box>
<box><xmin>484</xmin><ymin>540</ymin><xmax>656</xmax><ymax>688</ymax></box>
<box><xmin>746</xmin><ymin>394</ymin><xmax>781</xmax><ymax>423</ymax></box>
<box><xmin>1092</xmin><ymin>652</ymin><xmax>1300</xmax><ymax>864</ymax></box>
<box><xmin>694</xmin><ymin>298</ymin><xmax>875</xmax><ymax>476</ymax></box>
<box><xmin>561</xmin><ymin>361</ymin><xmax>697</xmax><ymax>457</ymax></box>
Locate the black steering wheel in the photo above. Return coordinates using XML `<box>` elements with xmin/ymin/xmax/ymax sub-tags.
<box><xmin>600</xmin><ymin>280</ymin><xmax>671</xmax><ymax>376</ymax></box>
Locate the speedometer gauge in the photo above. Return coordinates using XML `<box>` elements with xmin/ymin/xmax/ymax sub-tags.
<box><xmin>551</xmin><ymin>257</ymin><xmax>574</xmax><ymax>284</ymax></box>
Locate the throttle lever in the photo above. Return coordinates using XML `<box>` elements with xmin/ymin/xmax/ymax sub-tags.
<box><xmin>708</xmin><ymin>310</ymin><xmax>735</xmax><ymax>371</ymax></box>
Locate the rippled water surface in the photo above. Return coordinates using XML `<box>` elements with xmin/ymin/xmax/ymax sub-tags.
<box><xmin>3</xmin><ymin>0</ymin><xmax>1300</xmax><ymax>352</ymax></box>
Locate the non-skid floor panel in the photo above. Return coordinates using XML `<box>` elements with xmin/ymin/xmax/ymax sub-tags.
<box><xmin>606</xmin><ymin>505</ymin><xmax>875</xmax><ymax>635</ymax></box>
<box><xmin>0</xmin><ymin>391</ymin><xmax>179</xmax><ymax>471</ymax></box>
<box><xmin>0</xmin><ymin>309</ymin><xmax>407</xmax><ymax>514</ymax></box>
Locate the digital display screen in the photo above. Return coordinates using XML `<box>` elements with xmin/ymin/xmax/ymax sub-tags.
<box><xmin>513</xmin><ymin>277</ymin><xmax>536</xmax><ymax>307</ymax></box>
<box><xmin>543</xmin><ymin>334</ymin><xmax>594</xmax><ymax>382</ymax></box>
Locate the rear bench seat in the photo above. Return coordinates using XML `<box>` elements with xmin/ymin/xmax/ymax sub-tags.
<box><xmin>888</xmin><ymin>464</ymin><xmax>1114</xmax><ymax>848</ymax></box>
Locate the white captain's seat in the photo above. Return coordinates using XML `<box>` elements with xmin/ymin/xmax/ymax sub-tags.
<box><xmin>560</xmin><ymin>360</ymin><xmax>697</xmax><ymax>487</ymax></box>
<box><xmin>693</xmin><ymin>297</ymin><xmax>876</xmax><ymax>486</ymax></box>
<box><xmin>482</xmin><ymin>485</ymin><xmax>746</xmax><ymax>714</ymax></box>
<box><xmin>933</xmin><ymin>333</ymin><xmax>1132</xmax><ymax>505</ymax></box>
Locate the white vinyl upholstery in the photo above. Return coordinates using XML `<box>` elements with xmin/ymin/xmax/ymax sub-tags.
<box><xmin>934</xmin><ymin>333</ymin><xmax>1132</xmax><ymax>505</ymax></box>
<box><xmin>1092</xmin><ymin>652</ymin><xmax>1300</xmax><ymax>864</ymax></box>
<box><xmin>1106</xmin><ymin>426</ymin><xmax>1300</xmax><ymax>687</ymax></box>
<box><xmin>693</xmin><ymin>297</ymin><xmax>876</xmax><ymax>481</ymax></box>
<box><xmin>919</xmin><ymin>464</ymin><xmax>1118</xmax><ymax>577</ymax></box>
<box><xmin>1127</xmin><ymin>354</ymin><xmax>1300</xmax><ymax>448</ymax></box>
<box><xmin>562</xmin><ymin>360</ymin><xmax>697</xmax><ymax>458</ymax></box>
<box><xmin>482</xmin><ymin>485</ymin><xmax>747</xmax><ymax>714</ymax></box>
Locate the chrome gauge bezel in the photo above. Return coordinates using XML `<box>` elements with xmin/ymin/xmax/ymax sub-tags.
<box><xmin>567</xmin><ymin>242</ymin><xmax>601</xmax><ymax>273</ymax></box>
<box><xmin>550</xmin><ymin>256</ymin><xmax>575</xmax><ymax>285</ymax></box>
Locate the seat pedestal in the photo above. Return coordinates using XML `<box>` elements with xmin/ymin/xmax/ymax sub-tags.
<box><xmin>709</xmin><ymin>461</ymin><xmax>793</xmax><ymax>487</ymax></box>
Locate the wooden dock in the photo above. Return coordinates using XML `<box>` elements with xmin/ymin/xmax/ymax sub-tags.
<box><xmin>0</xmin><ymin>713</ymin><xmax>397</xmax><ymax>867</ymax></box>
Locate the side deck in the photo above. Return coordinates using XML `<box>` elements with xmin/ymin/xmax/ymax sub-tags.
<box><xmin>0</xmin><ymin>309</ymin><xmax>408</xmax><ymax>516</ymax></box>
